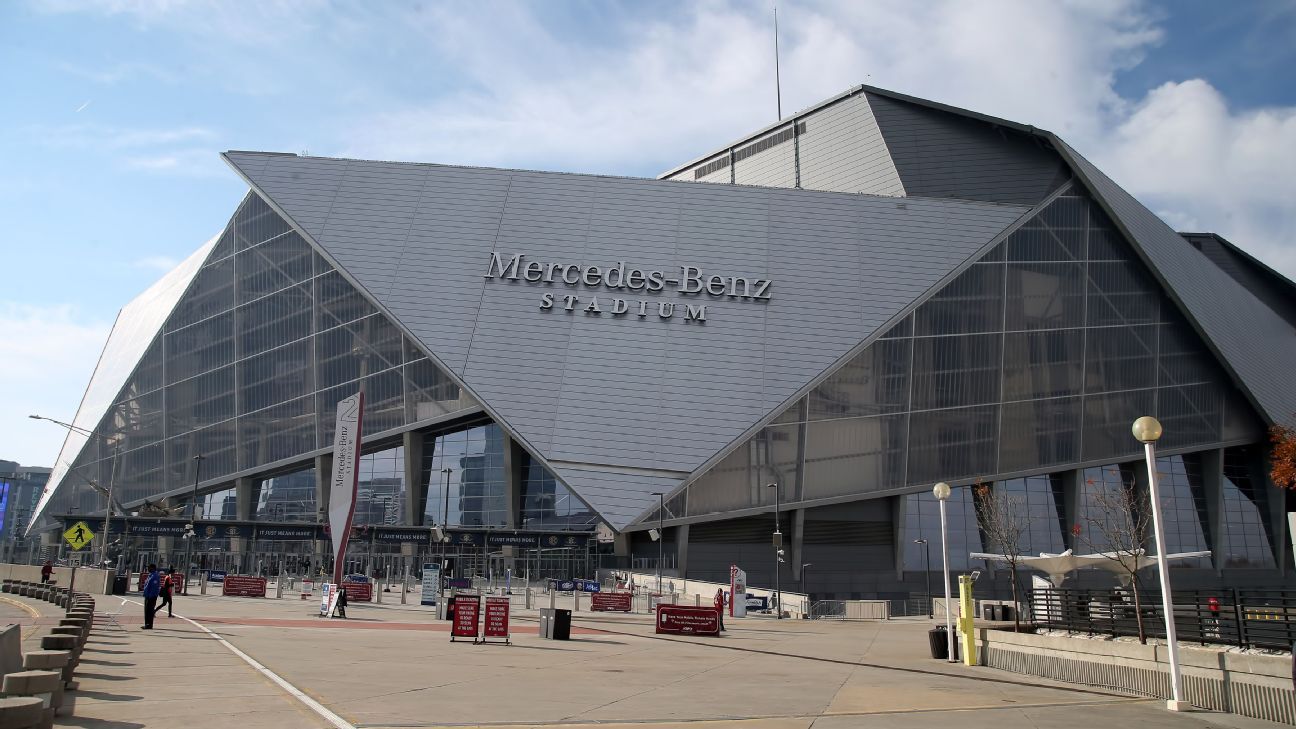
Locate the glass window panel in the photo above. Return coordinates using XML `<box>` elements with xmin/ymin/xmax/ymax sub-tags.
<box><xmin>809</xmin><ymin>338</ymin><xmax>910</xmax><ymax>419</ymax></box>
<box><xmin>165</xmin><ymin>421</ymin><xmax>237</xmax><ymax>485</ymax></box>
<box><xmin>238</xmin><ymin>339</ymin><xmax>314</xmax><ymax>415</ymax></box>
<box><xmin>1157</xmin><ymin>383</ymin><xmax>1223</xmax><ymax>450</ymax></box>
<box><xmin>255</xmin><ymin>466</ymin><xmax>317</xmax><ymax>523</ymax></box>
<box><xmin>802</xmin><ymin>414</ymin><xmax>907</xmax><ymax>499</ymax></box>
<box><xmin>168</xmin><ymin>255</ymin><xmax>235</xmax><ymax>331</ymax></box>
<box><xmin>1087</xmin><ymin>260</ymin><xmax>1160</xmax><ymax>326</ymax></box>
<box><xmin>362</xmin><ymin>368</ymin><xmax>406</xmax><ymax>435</ymax></box>
<box><xmin>913</xmin><ymin>264</ymin><xmax>1003</xmax><ymax>336</ymax></box>
<box><xmin>907</xmin><ymin>405</ymin><xmax>998</xmax><ymax>485</ymax></box>
<box><xmin>317</xmin><ymin>271</ymin><xmax>376</xmax><ymax>329</ymax></box>
<box><xmin>165</xmin><ymin>365</ymin><xmax>235</xmax><ymax>433</ymax></box>
<box><xmin>879</xmin><ymin>315</ymin><xmax>912</xmax><ymax>338</ymax></box>
<box><xmin>992</xmin><ymin>476</ymin><xmax>1066</xmax><ymax>555</ymax></box>
<box><xmin>1004</xmin><ymin>262</ymin><xmax>1084</xmax><ymax>331</ymax></box>
<box><xmin>165</xmin><ymin>311</ymin><xmax>235</xmax><ymax>384</ymax></box>
<box><xmin>686</xmin><ymin>445</ymin><xmax>753</xmax><ymax>517</ymax></box>
<box><xmin>1077</xmin><ymin>464</ymin><xmax>1140</xmax><ymax>553</ymax></box>
<box><xmin>1081</xmin><ymin>389</ymin><xmax>1153</xmax><ymax>462</ymax></box>
<box><xmin>421</xmin><ymin>425</ymin><xmax>507</xmax><ymax>528</ymax></box>
<box><xmin>911</xmin><ymin>334</ymin><xmax>1001</xmax><ymax>410</ymax></box>
<box><xmin>233</xmin><ymin>194</ymin><xmax>292</xmax><ymax>251</ymax></box>
<box><xmin>236</xmin><ymin>231</ymin><xmax>315</xmax><ymax>304</ymax></box>
<box><xmin>1085</xmin><ymin>325</ymin><xmax>1156</xmax><ymax>393</ymax></box>
<box><xmin>317</xmin><ymin>314</ymin><xmax>403</xmax><ymax>390</ymax></box>
<box><xmin>1153</xmin><ymin>455</ymin><xmax>1210</xmax><ymax>567</ymax></box>
<box><xmin>520</xmin><ymin>456</ymin><xmax>597</xmax><ymax>530</ymax></box>
<box><xmin>406</xmin><ymin>359</ymin><xmax>467</xmax><ymax>422</ymax></box>
<box><xmin>1158</xmin><ymin>318</ymin><xmax>1217</xmax><ymax>386</ymax></box>
<box><xmin>354</xmin><ymin>446</ymin><xmax>405</xmax><ymax>526</ymax></box>
<box><xmin>1087</xmin><ymin>224</ymin><xmax>1130</xmax><ymax>262</ymax></box>
<box><xmin>239</xmin><ymin>394</ymin><xmax>316</xmax><ymax>468</ymax></box>
<box><xmin>998</xmin><ymin>397</ymin><xmax>1080</xmax><ymax>473</ymax></box>
<box><xmin>904</xmin><ymin>486</ymin><xmax>983</xmax><ymax>571</ymax></box>
<box><xmin>1002</xmin><ymin>330</ymin><xmax>1083</xmax><ymax>400</ymax></box>
<box><xmin>238</xmin><ymin>282</ymin><xmax>313</xmax><ymax>359</ymax></box>
<box><xmin>1220</xmin><ymin>447</ymin><xmax>1274</xmax><ymax>569</ymax></box>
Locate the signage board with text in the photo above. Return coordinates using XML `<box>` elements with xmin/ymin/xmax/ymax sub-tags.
<box><xmin>482</xmin><ymin>596</ymin><xmax>510</xmax><ymax>644</ymax></box>
<box><xmin>656</xmin><ymin>605</ymin><xmax>721</xmax><ymax>636</ymax></box>
<box><xmin>451</xmin><ymin>593</ymin><xmax>481</xmax><ymax>641</ymax></box>
<box><xmin>420</xmin><ymin>563</ymin><xmax>441</xmax><ymax>606</ymax></box>
<box><xmin>222</xmin><ymin>575</ymin><xmax>268</xmax><ymax>597</ymax></box>
<box><xmin>591</xmin><ymin>592</ymin><xmax>632</xmax><ymax>612</ymax></box>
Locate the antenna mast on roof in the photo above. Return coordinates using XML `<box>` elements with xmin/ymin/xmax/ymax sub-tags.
<box><xmin>774</xmin><ymin>4</ymin><xmax>783</xmax><ymax>120</ymax></box>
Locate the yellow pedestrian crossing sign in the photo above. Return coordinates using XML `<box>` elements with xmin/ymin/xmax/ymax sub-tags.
<box><xmin>63</xmin><ymin>521</ymin><xmax>95</xmax><ymax>551</ymax></box>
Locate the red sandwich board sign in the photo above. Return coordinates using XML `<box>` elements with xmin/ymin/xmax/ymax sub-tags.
<box><xmin>656</xmin><ymin>604</ymin><xmax>721</xmax><ymax>636</ymax></box>
<box><xmin>222</xmin><ymin>575</ymin><xmax>268</xmax><ymax>597</ymax></box>
<box><xmin>451</xmin><ymin>593</ymin><xmax>481</xmax><ymax>642</ymax></box>
<box><xmin>481</xmin><ymin>596</ymin><xmax>510</xmax><ymax>645</ymax></box>
<box><xmin>340</xmin><ymin>581</ymin><xmax>373</xmax><ymax>602</ymax></box>
<box><xmin>591</xmin><ymin>591</ymin><xmax>632</xmax><ymax>612</ymax></box>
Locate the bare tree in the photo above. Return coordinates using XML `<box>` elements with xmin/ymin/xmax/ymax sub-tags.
<box><xmin>1076</xmin><ymin>480</ymin><xmax>1153</xmax><ymax>643</ymax></box>
<box><xmin>973</xmin><ymin>481</ymin><xmax>1029</xmax><ymax>633</ymax></box>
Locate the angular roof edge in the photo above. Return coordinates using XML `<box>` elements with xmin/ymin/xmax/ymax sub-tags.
<box><xmin>658</xmin><ymin>83</ymin><xmax>1049</xmax><ymax>180</ymax></box>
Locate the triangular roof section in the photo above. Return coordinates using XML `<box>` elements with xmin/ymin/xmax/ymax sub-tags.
<box><xmin>1054</xmin><ymin>140</ymin><xmax>1296</xmax><ymax>426</ymax></box>
<box><xmin>33</xmin><ymin>235</ymin><xmax>216</xmax><ymax>529</ymax></box>
<box><xmin>223</xmin><ymin>152</ymin><xmax>1028</xmax><ymax>528</ymax></box>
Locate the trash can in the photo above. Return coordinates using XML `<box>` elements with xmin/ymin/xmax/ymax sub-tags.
<box><xmin>928</xmin><ymin>626</ymin><xmax>959</xmax><ymax>660</ymax></box>
<box><xmin>1000</xmin><ymin>604</ymin><xmax>1015</xmax><ymax>622</ymax></box>
<box><xmin>552</xmin><ymin>608</ymin><xmax>572</xmax><ymax>640</ymax></box>
<box><xmin>112</xmin><ymin>575</ymin><xmax>128</xmax><ymax>596</ymax></box>
<box><xmin>444</xmin><ymin>596</ymin><xmax>456</xmax><ymax>621</ymax></box>
<box><xmin>539</xmin><ymin>608</ymin><xmax>554</xmax><ymax>639</ymax></box>
<box><xmin>989</xmin><ymin>604</ymin><xmax>1002</xmax><ymax>621</ymax></box>
<box><xmin>982</xmin><ymin>603</ymin><xmax>995</xmax><ymax>621</ymax></box>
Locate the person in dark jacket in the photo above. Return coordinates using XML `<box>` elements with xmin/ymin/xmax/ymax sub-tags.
<box><xmin>158</xmin><ymin>568</ymin><xmax>175</xmax><ymax>618</ymax></box>
<box><xmin>40</xmin><ymin>561</ymin><xmax>53</xmax><ymax>584</ymax></box>
<box><xmin>141</xmin><ymin>564</ymin><xmax>161</xmax><ymax>630</ymax></box>
<box><xmin>334</xmin><ymin>584</ymin><xmax>348</xmax><ymax>619</ymax></box>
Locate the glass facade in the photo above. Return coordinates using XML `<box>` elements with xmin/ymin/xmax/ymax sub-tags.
<box><xmin>421</xmin><ymin>424</ymin><xmax>508</xmax><ymax>528</ymax></box>
<box><xmin>1077</xmin><ymin>463</ymin><xmax>1140</xmax><ymax>553</ymax></box>
<box><xmin>255</xmin><ymin>466</ymin><xmax>316</xmax><ymax>523</ymax></box>
<box><xmin>46</xmin><ymin>193</ymin><xmax>476</xmax><ymax>518</ymax></box>
<box><xmin>1154</xmin><ymin>455</ymin><xmax>1211</xmax><ymax>568</ymax></box>
<box><xmin>992</xmin><ymin>475</ymin><xmax>1067</xmax><ymax>555</ymax></box>
<box><xmin>520</xmin><ymin>455</ymin><xmax>598</xmax><ymax>530</ymax></box>
<box><xmin>354</xmin><ymin>447</ymin><xmax>405</xmax><ymax>526</ymax></box>
<box><xmin>1220</xmin><ymin>447</ymin><xmax>1274</xmax><ymax>568</ymax></box>
<box><xmin>903</xmin><ymin>485</ymin><xmax>983</xmax><ymax>571</ymax></box>
<box><xmin>682</xmin><ymin>185</ymin><xmax>1251</xmax><ymax>519</ymax></box>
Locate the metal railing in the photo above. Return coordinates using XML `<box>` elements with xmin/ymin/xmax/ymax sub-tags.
<box><xmin>809</xmin><ymin>600</ymin><xmax>890</xmax><ymax>620</ymax></box>
<box><xmin>1029</xmin><ymin>588</ymin><xmax>1296</xmax><ymax>650</ymax></box>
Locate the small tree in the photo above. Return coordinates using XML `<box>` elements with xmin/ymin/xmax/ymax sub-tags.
<box><xmin>1271</xmin><ymin>422</ymin><xmax>1296</xmax><ymax>491</ymax></box>
<box><xmin>1076</xmin><ymin>481</ymin><xmax>1153</xmax><ymax>643</ymax></box>
<box><xmin>973</xmin><ymin>481</ymin><xmax>1029</xmax><ymax>632</ymax></box>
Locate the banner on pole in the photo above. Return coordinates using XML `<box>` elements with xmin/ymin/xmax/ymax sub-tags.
<box><xmin>327</xmin><ymin>392</ymin><xmax>364</xmax><ymax>585</ymax></box>
<box><xmin>729</xmin><ymin>565</ymin><xmax>747</xmax><ymax>618</ymax></box>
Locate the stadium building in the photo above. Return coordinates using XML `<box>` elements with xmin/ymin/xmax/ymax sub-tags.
<box><xmin>31</xmin><ymin>85</ymin><xmax>1296</xmax><ymax>599</ymax></box>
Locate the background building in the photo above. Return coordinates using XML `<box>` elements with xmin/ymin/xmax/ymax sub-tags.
<box><xmin>28</xmin><ymin>86</ymin><xmax>1296</xmax><ymax>600</ymax></box>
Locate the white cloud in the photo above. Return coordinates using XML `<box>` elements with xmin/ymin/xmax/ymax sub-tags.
<box><xmin>131</xmin><ymin>255</ymin><xmax>180</xmax><ymax>271</ymax></box>
<box><xmin>0</xmin><ymin>303</ymin><xmax>112</xmax><ymax>468</ymax></box>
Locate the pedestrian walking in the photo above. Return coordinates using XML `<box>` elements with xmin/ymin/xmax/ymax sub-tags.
<box><xmin>158</xmin><ymin>568</ymin><xmax>175</xmax><ymax>618</ymax></box>
<box><xmin>40</xmin><ymin>561</ymin><xmax>53</xmax><ymax>584</ymax></box>
<box><xmin>141</xmin><ymin>564</ymin><xmax>161</xmax><ymax>630</ymax></box>
<box><xmin>334</xmin><ymin>584</ymin><xmax>348</xmax><ymax>619</ymax></box>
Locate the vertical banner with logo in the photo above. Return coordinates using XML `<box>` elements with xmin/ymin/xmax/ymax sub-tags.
<box><xmin>730</xmin><ymin>565</ymin><xmax>747</xmax><ymax>618</ymax></box>
<box><xmin>420</xmin><ymin>563</ymin><xmax>441</xmax><ymax>606</ymax></box>
<box><xmin>327</xmin><ymin>392</ymin><xmax>364</xmax><ymax>585</ymax></box>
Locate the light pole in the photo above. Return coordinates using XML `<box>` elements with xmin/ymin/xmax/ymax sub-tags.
<box><xmin>800</xmin><ymin>563</ymin><xmax>813</xmax><ymax>601</ymax></box>
<box><xmin>933</xmin><ymin>481</ymin><xmax>954</xmax><ymax>662</ymax></box>
<box><xmin>1133</xmin><ymin>416</ymin><xmax>1188</xmax><ymax>712</ymax></box>
<box><xmin>650</xmin><ymin>492</ymin><xmax>664</xmax><ymax>595</ymax></box>
<box><xmin>768</xmin><ymin>482</ymin><xmax>782</xmax><ymax>619</ymax></box>
<box><xmin>182</xmin><ymin>454</ymin><xmax>204</xmax><ymax>595</ymax></box>
<box><xmin>914</xmin><ymin>538</ymin><xmax>932</xmax><ymax>618</ymax></box>
<box><xmin>30</xmin><ymin>415</ymin><xmax>119</xmax><ymax>567</ymax></box>
<box><xmin>440</xmin><ymin>467</ymin><xmax>453</xmax><ymax>577</ymax></box>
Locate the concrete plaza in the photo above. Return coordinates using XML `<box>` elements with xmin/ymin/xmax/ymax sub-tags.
<box><xmin>1</xmin><ymin>587</ymin><xmax>1284</xmax><ymax>728</ymax></box>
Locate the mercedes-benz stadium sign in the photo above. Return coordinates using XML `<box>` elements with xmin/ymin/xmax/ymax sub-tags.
<box><xmin>484</xmin><ymin>252</ymin><xmax>772</xmax><ymax>322</ymax></box>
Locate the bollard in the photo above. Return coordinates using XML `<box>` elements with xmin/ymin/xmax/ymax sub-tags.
<box><xmin>376</xmin><ymin>579</ymin><xmax>383</xmax><ymax>605</ymax></box>
<box><xmin>957</xmin><ymin>574</ymin><xmax>977</xmax><ymax>667</ymax></box>
<box><xmin>401</xmin><ymin>571</ymin><xmax>408</xmax><ymax>605</ymax></box>
<box><xmin>3</xmin><ymin>670</ymin><xmax>64</xmax><ymax>716</ymax></box>
<box><xmin>276</xmin><ymin>574</ymin><xmax>284</xmax><ymax>599</ymax></box>
<box><xmin>200</xmin><ymin>573</ymin><xmax>208</xmax><ymax>595</ymax></box>
<box><xmin>525</xmin><ymin>588</ymin><xmax>532</xmax><ymax>610</ymax></box>
<box><xmin>0</xmin><ymin>696</ymin><xmax>45</xmax><ymax>729</ymax></box>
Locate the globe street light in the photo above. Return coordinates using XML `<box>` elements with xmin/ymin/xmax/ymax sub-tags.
<box><xmin>1133</xmin><ymin>416</ymin><xmax>1188</xmax><ymax>712</ymax></box>
<box><xmin>914</xmin><ymin>538</ymin><xmax>932</xmax><ymax>618</ymax></box>
<box><xmin>768</xmin><ymin>482</ymin><xmax>782</xmax><ymax>619</ymax></box>
<box><xmin>933</xmin><ymin>481</ymin><xmax>954</xmax><ymax>662</ymax></box>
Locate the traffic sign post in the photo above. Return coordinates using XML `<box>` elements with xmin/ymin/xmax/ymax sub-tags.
<box><xmin>62</xmin><ymin>521</ymin><xmax>94</xmax><ymax>617</ymax></box>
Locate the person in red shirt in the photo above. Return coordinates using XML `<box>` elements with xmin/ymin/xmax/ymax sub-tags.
<box><xmin>158</xmin><ymin>568</ymin><xmax>175</xmax><ymax>618</ymax></box>
<box><xmin>40</xmin><ymin>561</ymin><xmax>53</xmax><ymax>584</ymax></box>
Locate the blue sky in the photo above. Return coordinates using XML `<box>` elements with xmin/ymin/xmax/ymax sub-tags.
<box><xmin>2</xmin><ymin>0</ymin><xmax>1294</xmax><ymax>468</ymax></box>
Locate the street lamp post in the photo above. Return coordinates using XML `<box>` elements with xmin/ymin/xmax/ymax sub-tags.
<box><xmin>914</xmin><ymin>538</ymin><xmax>932</xmax><ymax>618</ymax></box>
<box><xmin>29</xmin><ymin>415</ymin><xmax>119</xmax><ymax>567</ymax></box>
<box><xmin>933</xmin><ymin>481</ymin><xmax>954</xmax><ymax>662</ymax></box>
<box><xmin>650</xmin><ymin>492</ymin><xmax>664</xmax><ymax>595</ymax></box>
<box><xmin>182</xmin><ymin>454</ymin><xmax>204</xmax><ymax>596</ymax></box>
<box><xmin>1133</xmin><ymin>416</ymin><xmax>1188</xmax><ymax>712</ymax></box>
<box><xmin>768</xmin><ymin>482</ymin><xmax>782</xmax><ymax>619</ymax></box>
<box><xmin>440</xmin><ymin>467</ymin><xmax>453</xmax><ymax>577</ymax></box>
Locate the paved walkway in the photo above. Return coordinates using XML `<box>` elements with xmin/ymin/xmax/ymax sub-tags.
<box><xmin>2</xmin><ymin>588</ymin><xmax>1286</xmax><ymax>728</ymax></box>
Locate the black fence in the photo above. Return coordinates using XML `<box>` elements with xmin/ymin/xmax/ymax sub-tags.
<box><xmin>1028</xmin><ymin>588</ymin><xmax>1296</xmax><ymax>650</ymax></box>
